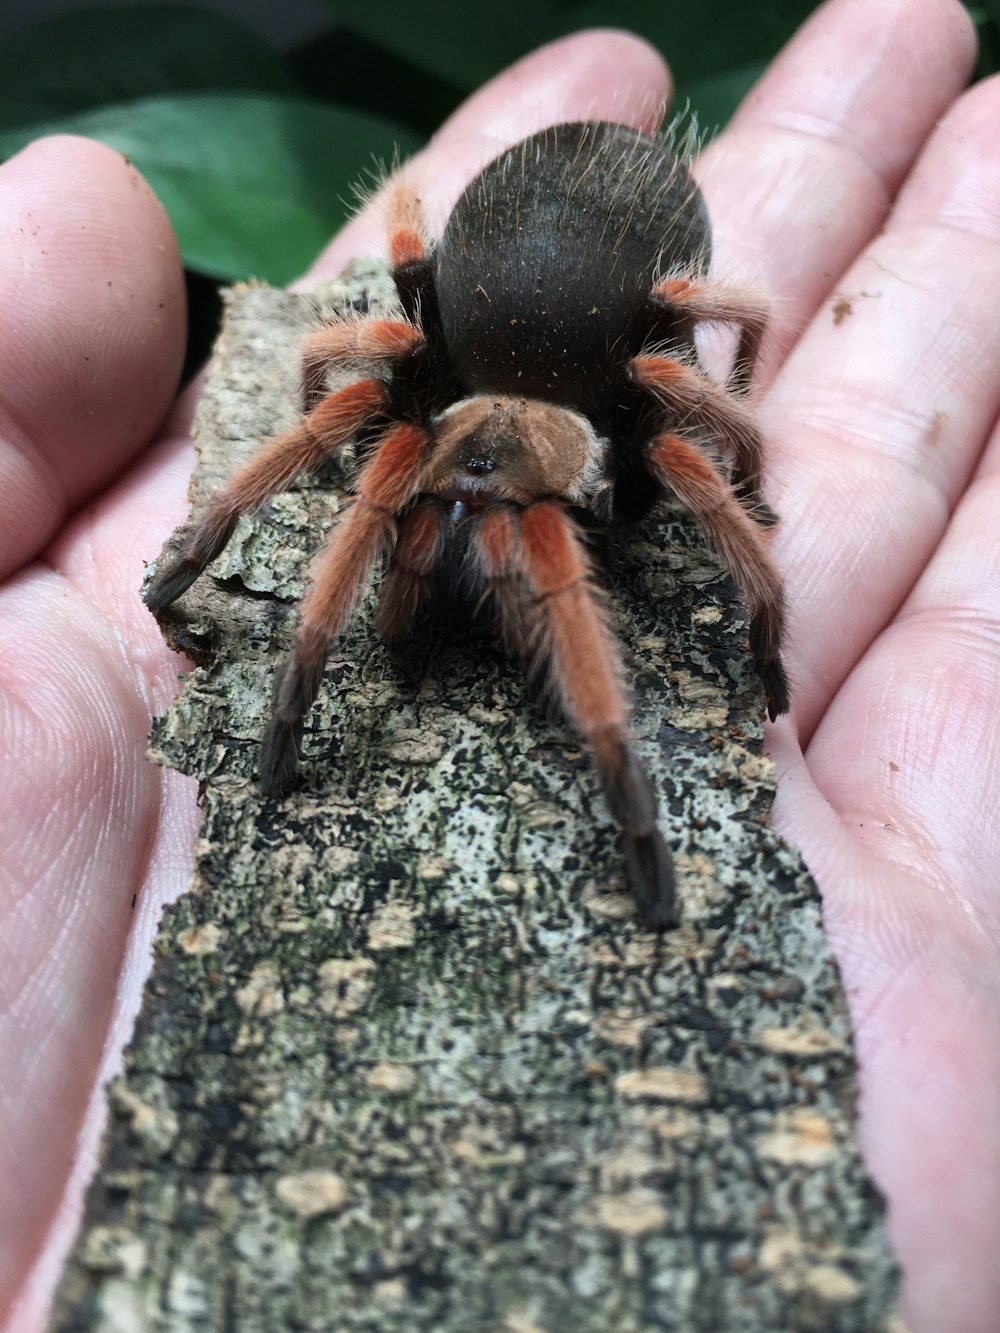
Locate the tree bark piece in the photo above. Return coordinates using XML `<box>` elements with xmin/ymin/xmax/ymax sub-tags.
<box><xmin>51</xmin><ymin>265</ymin><xmax>899</xmax><ymax>1332</ymax></box>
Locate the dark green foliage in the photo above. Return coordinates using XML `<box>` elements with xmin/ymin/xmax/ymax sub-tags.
<box><xmin>0</xmin><ymin>93</ymin><xmax>420</xmax><ymax>285</ymax></box>
<box><xmin>321</xmin><ymin>0</ymin><xmax>819</xmax><ymax>126</ymax></box>
<box><xmin>970</xmin><ymin>4</ymin><xmax>1000</xmax><ymax>78</ymax></box>
<box><xmin>0</xmin><ymin>5</ymin><xmax>297</xmax><ymax>124</ymax></box>
<box><xmin>0</xmin><ymin>2</ymin><xmax>994</xmax><ymax>324</ymax></box>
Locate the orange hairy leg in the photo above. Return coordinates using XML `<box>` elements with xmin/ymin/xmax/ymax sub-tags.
<box><xmin>145</xmin><ymin>378</ymin><xmax>388</xmax><ymax>612</ymax></box>
<box><xmin>653</xmin><ymin>277</ymin><xmax>768</xmax><ymax>396</ymax></box>
<box><xmin>260</xmin><ymin>421</ymin><xmax>432</xmax><ymax>796</ymax></box>
<box><xmin>630</xmin><ymin>351</ymin><xmax>766</xmax><ymax>504</ymax></box>
<box><xmin>385</xmin><ymin>184</ymin><xmax>429</xmax><ymax>268</ymax></box>
<box><xmin>648</xmin><ymin>431</ymin><xmax>788</xmax><ymax>719</ymax></box>
<box><xmin>376</xmin><ymin>499</ymin><xmax>447</xmax><ymax>638</ymax></box>
<box><xmin>518</xmin><ymin>502</ymin><xmax>628</xmax><ymax>738</ymax></box>
<box><xmin>300</xmin><ymin>320</ymin><xmax>425</xmax><ymax>410</ymax></box>
<box><xmin>474</xmin><ymin>505</ymin><xmax>535</xmax><ymax>658</ymax></box>
<box><xmin>514</xmin><ymin>500</ymin><xmax>675</xmax><ymax>926</ymax></box>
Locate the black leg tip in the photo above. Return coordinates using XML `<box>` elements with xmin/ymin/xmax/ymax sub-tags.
<box><xmin>144</xmin><ymin>560</ymin><xmax>199</xmax><ymax>615</ymax></box>
<box><xmin>259</xmin><ymin>717</ymin><xmax>302</xmax><ymax>800</ymax></box>
<box><xmin>763</xmin><ymin>664</ymin><xmax>791</xmax><ymax>721</ymax></box>
<box><xmin>624</xmin><ymin>829</ymin><xmax>678</xmax><ymax>930</ymax></box>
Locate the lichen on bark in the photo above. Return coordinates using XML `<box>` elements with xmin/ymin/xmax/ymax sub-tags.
<box><xmin>51</xmin><ymin>264</ymin><xmax>898</xmax><ymax>1332</ymax></box>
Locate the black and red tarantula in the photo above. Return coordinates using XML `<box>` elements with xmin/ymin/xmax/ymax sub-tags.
<box><xmin>146</xmin><ymin>121</ymin><xmax>788</xmax><ymax>928</ymax></box>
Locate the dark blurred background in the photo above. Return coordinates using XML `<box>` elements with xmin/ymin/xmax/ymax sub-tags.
<box><xmin>1</xmin><ymin>0</ymin><xmax>996</xmax><ymax>370</ymax></box>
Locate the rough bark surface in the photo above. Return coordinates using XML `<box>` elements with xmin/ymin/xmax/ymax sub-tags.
<box><xmin>51</xmin><ymin>265</ymin><xmax>899</xmax><ymax>1332</ymax></box>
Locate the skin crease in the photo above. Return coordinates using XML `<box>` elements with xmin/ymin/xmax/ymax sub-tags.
<box><xmin>1</xmin><ymin>1</ymin><xmax>997</xmax><ymax>1326</ymax></box>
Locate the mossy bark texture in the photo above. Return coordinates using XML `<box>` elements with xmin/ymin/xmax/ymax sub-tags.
<box><xmin>52</xmin><ymin>265</ymin><xmax>898</xmax><ymax>1332</ymax></box>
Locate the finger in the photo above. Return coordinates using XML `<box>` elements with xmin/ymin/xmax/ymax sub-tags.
<box><xmin>765</xmin><ymin>74</ymin><xmax>1000</xmax><ymax>736</ymax></box>
<box><xmin>304</xmin><ymin>29</ymin><xmax>671</xmax><ymax>281</ymax></box>
<box><xmin>808</xmin><ymin>430</ymin><xmax>1000</xmax><ymax>919</ymax></box>
<box><xmin>695</xmin><ymin>0</ymin><xmax>975</xmax><ymax>383</ymax></box>
<box><xmin>770</xmin><ymin>419</ymin><xmax>1000</xmax><ymax>1331</ymax></box>
<box><xmin>0</xmin><ymin>563</ymin><xmax>188</xmax><ymax>1311</ymax></box>
<box><xmin>0</xmin><ymin>135</ymin><xmax>186</xmax><ymax>581</ymax></box>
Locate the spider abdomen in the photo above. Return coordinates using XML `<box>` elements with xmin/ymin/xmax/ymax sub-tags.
<box><xmin>434</xmin><ymin>121</ymin><xmax>712</xmax><ymax>418</ymax></box>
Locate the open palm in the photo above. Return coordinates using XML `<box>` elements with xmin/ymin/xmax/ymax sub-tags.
<box><xmin>3</xmin><ymin>3</ymin><xmax>997</xmax><ymax>1329</ymax></box>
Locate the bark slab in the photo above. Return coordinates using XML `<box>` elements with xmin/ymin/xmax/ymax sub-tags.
<box><xmin>51</xmin><ymin>264</ymin><xmax>899</xmax><ymax>1332</ymax></box>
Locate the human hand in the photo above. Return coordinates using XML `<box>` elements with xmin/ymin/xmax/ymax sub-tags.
<box><xmin>1</xmin><ymin>4</ymin><xmax>995</xmax><ymax>1329</ymax></box>
<box><xmin>700</xmin><ymin>5</ymin><xmax>998</xmax><ymax>1328</ymax></box>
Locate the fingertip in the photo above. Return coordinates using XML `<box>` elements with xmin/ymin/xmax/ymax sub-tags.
<box><xmin>724</xmin><ymin>0</ymin><xmax>977</xmax><ymax>187</ymax></box>
<box><xmin>0</xmin><ymin>133</ymin><xmax>187</xmax><ymax>577</ymax></box>
<box><xmin>436</xmin><ymin>28</ymin><xmax>671</xmax><ymax>149</ymax></box>
<box><xmin>3</xmin><ymin>133</ymin><xmax>187</xmax><ymax>381</ymax></box>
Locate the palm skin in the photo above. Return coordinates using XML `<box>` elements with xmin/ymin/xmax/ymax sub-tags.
<box><xmin>2</xmin><ymin>4</ymin><xmax>998</xmax><ymax>1330</ymax></box>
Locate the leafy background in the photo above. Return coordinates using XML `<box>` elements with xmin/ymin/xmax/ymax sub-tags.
<box><xmin>1</xmin><ymin>0</ymin><xmax>997</xmax><ymax>369</ymax></box>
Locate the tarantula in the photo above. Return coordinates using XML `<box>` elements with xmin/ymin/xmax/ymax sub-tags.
<box><xmin>146</xmin><ymin>121</ymin><xmax>788</xmax><ymax>928</ymax></box>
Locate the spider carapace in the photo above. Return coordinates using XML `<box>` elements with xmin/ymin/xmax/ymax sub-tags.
<box><xmin>146</xmin><ymin>121</ymin><xmax>789</xmax><ymax>928</ymax></box>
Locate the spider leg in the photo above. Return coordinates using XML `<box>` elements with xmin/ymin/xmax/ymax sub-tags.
<box><xmin>385</xmin><ymin>184</ymin><xmax>429</xmax><ymax>268</ymax></box>
<box><xmin>302</xmin><ymin>185</ymin><xmax>441</xmax><ymax>418</ymax></box>
<box><xmin>145</xmin><ymin>378</ymin><xmax>388</xmax><ymax>613</ymax></box>
<box><xmin>648</xmin><ymin>431</ymin><xmax>789</xmax><ymax>720</ymax></box>
<box><xmin>383</xmin><ymin>183</ymin><xmax>444</xmax><ymax>334</ymax></box>
<box><xmin>260</xmin><ymin>420</ymin><xmax>432</xmax><ymax>797</ymax></box>
<box><xmin>652</xmin><ymin>277</ymin><xmax>768</xmax><ymax>397</ymax></box>
<box><xmin>301</xmin><ymin>319</ymin><xmax>425</xmax><ymax>411</ymax></box>
<box><xmin>375</xmin><ymin>498</ymin><xmax>448</xmax><ymax>639</ymax></box>
<box><xmin>474</xmin><ymin>505</ymin><xmax>533</xmax><ymax>658</ymax></box>
<box><xmin>476</xmin><ymin>501</ymin><xmax>676</xmax><ymax>928</ymax></box>
<box><xmin>629</xmin><ymin>351</ymin><xmax>768</xmax><ymax>510</ymax></box>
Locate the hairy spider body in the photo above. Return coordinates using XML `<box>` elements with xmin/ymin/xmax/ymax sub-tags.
<box><xmin>146</xmin><ymin>121</ymin><xmax>788</xmax><ymax>928</ymax></box>
<box><xmin>436</xmin><ymin>125</ymin><xmax>708</xmax><ymax>412</ymax></box>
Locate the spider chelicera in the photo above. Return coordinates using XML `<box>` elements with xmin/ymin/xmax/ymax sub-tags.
<box><xmin>146</xmin><ymin>120</ymin><xmax>789</xmax><ymax>928</ymax></box>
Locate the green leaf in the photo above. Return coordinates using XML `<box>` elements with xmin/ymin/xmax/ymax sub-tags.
<box><xmin>0</xmin><ymin>95</ymin><xmax>422</xmax><ymax>284</ymax></box>
<box><xmin>290</xmin><ymin>26</ymin><xmax>464</xmax><ymax>137</ymax></box>
<box><xmin>968</xmin><ymin>1</ymin><xmax>1000</xmax><ymax>77</ymax></box>
<box><xmin>0</xmin><ymin>4</ymin><xmax>298</xmax><ymax>129</ymax></box>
